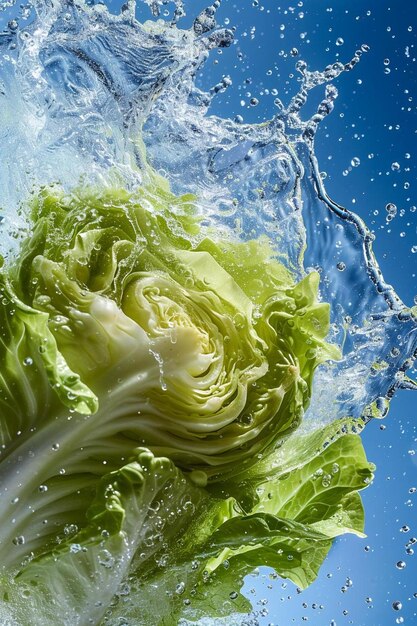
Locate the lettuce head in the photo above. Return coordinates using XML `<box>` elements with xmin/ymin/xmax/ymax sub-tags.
<box><xmin>0</xmin><ymin>183</ymin><xmax>373</xmax><ymax>625</ymax></box>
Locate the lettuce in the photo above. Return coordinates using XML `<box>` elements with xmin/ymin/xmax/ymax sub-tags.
<box><xmin>0</xmin><ymin>184</ymin><xmax>372</xmax><ymax>625</ymax></box>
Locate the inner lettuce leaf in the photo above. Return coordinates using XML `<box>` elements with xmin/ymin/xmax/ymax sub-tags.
<box><xmin>0</xmin><ymin>184</ymin><xmax>373</xmax><ymax>625</ymax></box>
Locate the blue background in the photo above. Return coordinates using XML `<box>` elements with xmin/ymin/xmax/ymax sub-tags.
<box><xmin>132</xmin><ymin>1</ymin><xmax>417</xmax><ymax>624</ymax></box>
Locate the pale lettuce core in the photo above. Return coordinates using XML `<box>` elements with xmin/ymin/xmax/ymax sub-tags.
<box><xmin>0</xmin><ymin>184</ymin><xmax>373</xmax><ymax>626</ymax></box>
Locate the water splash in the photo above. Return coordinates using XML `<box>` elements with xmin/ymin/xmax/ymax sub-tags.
<box><xmin>0</xmin><ymin>0</ymin><xmax>415</xmax><ymax>422</ymax></box>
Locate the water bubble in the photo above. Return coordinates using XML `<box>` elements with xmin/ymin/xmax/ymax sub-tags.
<box><xmin>290</xmin><ymin>47</ymin><xmax>299</xmax><ymax>57</ymax></box>
<box><xmin>322</xmin><ymin>474</ymin><xmax>332</xmax><ymax>487</ymax></box>
<box><xmin>386</xmin><ymin>202</ymin><xmax>397</xmax><ymax>215</ymax></box>
<box><xmin>70</xmin><ymin>543</ymin><xmax>82</xmax><ymax>553</ymax></box>
<box><xmin>98</xmin><ymin>550</ymin><xmax>115</xmax><ymax>569</ymax></box>
<box><xmin>64</xmin><ymin>524</ymin><xmax>78</xmax><ymax>536</ymax></box>
<box><xmin>393</xmin><ymin>601</ymin><xmax>403</xmax><ymax>611</ymax></box>
<box><xmin>23</xmin><ymin>357</ymin><xmax>33</xmax><ymax>366</ymax></box>
<box><xmin>336</xmin><ymin>37</ymin><xmax>344</xmax><ymax>46</ymax></box>
<box><xmin>51</xmin><ymin>443</ymin><xmax>60</xmax><ymax>451</ymax></box>
<box><xmin>175</xmin><ymin>582</ymin><xmax>186</xmax><ymax>595</ymax></box>
<box><xmin>229</xmin><ymin>591</ymin><xmax>238</xmax><ymax>600</ymax></box>
<box><xmin>351</xmin><ymin>157</ymin><xmax>360</xmax><ymax>167</ymax></box>
<box><xmin>396</xmin><ymin>560</ymin><xmax>406</xmax><ymax>570</ymax></box>
<box><xmin>400</xmin><ymin>525</ymin><xmax>410</xmax><ymax>533</ymax></box>
<box><xmin>391</xmin><ymin>162</ymin><xmax>400</xmax><ymax>171</ymax></box>
<box><xmin>12</xmin><ymin>536</ymin><xmax>25</xmax><ymax>546</ymax></box>
<box><xmin>38</xmin><ymin>484</ymin><xmax>48</xmax><ymax>493</ymax></box>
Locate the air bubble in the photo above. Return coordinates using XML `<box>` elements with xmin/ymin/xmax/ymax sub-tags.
<box><xmin>175</xmin><ymin>582</ymin><xmax>186</xmax><ymax>595</ymax></box>
<box><xmin>12</xmin><ymin>536</ymin><xmax>25</xmax><ymax>546</ymax></box>
<box><xmin>396</xmin><ymin>560</ymin><xmax>406</xmax><ymax>570</ymax></box>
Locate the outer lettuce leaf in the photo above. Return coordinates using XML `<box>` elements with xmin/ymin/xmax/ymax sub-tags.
<box><xmin>103</xmin><ymin>423</ymin><xmax>373</xmax><ymax>625</ymax></box>
<box><xmin>0</xmin><ymin>271</ymin><xmax>97</xmax><ymax>450</ymax></box>
<box><xmin>1</xmin><ymin>450</ymin><xmax>211</xmax><ymax>626</ymax></box>
<box><xmin>199</xmin><ymin>425</ymin><xmax>372</xmax><ymax>587</ymax></box>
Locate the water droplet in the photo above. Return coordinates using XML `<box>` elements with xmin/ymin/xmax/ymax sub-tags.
<box><xmin>12</xmin><ymin>536</ymin><xmax>25</xmax><ymax>545</ymax></box>
<box><xmin>51</xmin><ymin>443</ymin><xmax>60</xmax><ymax>451</ymax></box>
<box><xmin>322</xmin><ymin>474</ymin><xmax>332</xmax><ymax>487</ymax></box>
<box><xmin>38</xmin><ymin>484</ymin><xmax>48</xmax><ymax>493</ymax></box>
<box><xmin>175</xmin><ymin>582</ymin><xmax>186</xmax><ymax>595</ymax></box>
<box><xmin>229</xmin><ymin>591</ymin><xmax>238</xmax><ymax>600</ymax></box>
<box><xmin>23</xmin><ymin>357</ymin><xmax>33</xmax><ymax>366</ymax></box>
<box><xmin>386</xmin><ymin>202</ymin><xmax>397</xmax><ymax>215</ymax></box>
<box><xmin>98</xmin><ymin>549</ymin><xmax>115</xmax><ymax>569</ymax></box>
<box><xmin>70</xmin><ymin>543</ymin><xmax>82</xmax><ymax>553</ymax></box>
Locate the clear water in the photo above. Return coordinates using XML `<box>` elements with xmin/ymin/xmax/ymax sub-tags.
<box><xmin>0</xmin><ymin>0</ymin><xmax>416</xmax><ymax>623</ymax></box>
